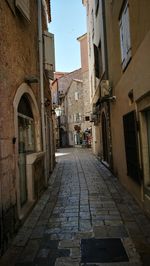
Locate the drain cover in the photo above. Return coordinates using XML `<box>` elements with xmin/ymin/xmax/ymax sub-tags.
<box><xmin>81</xmin><ymin>238</ymin><xmax>129</xmax><ymax>263</ymax></box>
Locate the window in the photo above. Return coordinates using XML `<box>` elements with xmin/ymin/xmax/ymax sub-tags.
<box><xmin>94</xmin><ymin>42</ymin><xmax>103</xmax><ymax>79</ymax></box>
<box><xmin>15</xmin><ymin>0</ymin><xmax>30</xmax><ymax>21</ymax></box>
<box><xmin>119</xmin><ymin>1</ymin><xmax>131</xmax><ymax>69</ymax></box>
<box><xmin>75</xmin><ymin>92</ymin><xmax>79</xmax><ymax>101</ymax></box>
<box><xmin>18</xmin><ymin>95</ymin><xmax>35</xmax><ymax>154</ymax></box>
<box><xmin>76</xmin><ymin>113</ymin><xmax>79</xmax><ymax>122</ymax></box>
<box><xmin>95</xmin><ymin>0</ymin><xmax>99</xmax><ymax>15</ymax></box>
<box><xmin>43</xmin><ymin>31</ymin><xmax>55</xmax><ymax>80</ymax></box>
<box><xmin>74</xmin><ymin>113</ymin><xmax>82</xmax><ymax>123</ymax></box>
<box><xmin>85</xmin><ymin>116</ymin><xmax>90</xmax><ymax>121</ymax></box>
<box><xmin>18</xmin><ymin>95</ymin><xmax>35</xmax><ymax>206</ymax></box>
<box><xmin>123</xmin><ymin>111</ymin><xmax>141</xmax><ymax>184</ymax></box>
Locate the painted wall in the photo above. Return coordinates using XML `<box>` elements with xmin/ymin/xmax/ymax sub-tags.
<box><xmin>105</xmin><ymin>0</ymin><xmax>150</xmax><ymax>212</ymax></box>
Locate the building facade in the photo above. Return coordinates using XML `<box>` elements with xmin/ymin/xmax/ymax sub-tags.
<box><xmin>51</xmin><ymin>33</ymin><xmax>91</xmax><ymax>148</ymax></box>
<box><xmin>106</xmin><ymin>0</ymin><xmax>150</xmax><ymax>215</ymax></box>
<box><xmin>0</xmin><ymin>0</ymin><xmax>55</xmax><ymax>254</ymax></box>
<box><xmin>51</xmin><ymin>69</ymin><xmax>82</xmax><ymax>148</ymax></box>
<box><xmin>83</xmin><ymin>0</ymin><xmax>112</xmax><ymax>167</ymax></box>
<box><xmin>83</xmin><ymin>0</ymin><xmax>150</xmax><ymax>216</ymax></box>
<box><xmin>66</xmin><ymin>33</ymin><xmax>91</xmax><ymax>147</ymax></box>
<box><xmin>66</xmin><ymin>79</ymin><xmax>84</xmax><ymax>146</ymax></box>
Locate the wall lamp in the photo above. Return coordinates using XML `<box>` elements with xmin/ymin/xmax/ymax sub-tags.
<box><xmin>100</xmin><ymin>96</ymin><xmax>116</xmax><ymax>103</ymax></box>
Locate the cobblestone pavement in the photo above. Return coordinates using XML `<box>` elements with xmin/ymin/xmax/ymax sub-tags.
<box><xmin>1</xmin><ymin>148</ymin><xmax>150</xmax><ymax>266</ymax></box>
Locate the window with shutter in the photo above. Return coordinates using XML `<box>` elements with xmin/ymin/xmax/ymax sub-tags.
<box><xmin>123</xmin><ymin>111</ymin><xmax>141</xmax><ymax>184</ymax></box>
<box><xmin>94</xmin><ymin>42</ymin><xmax>103</xmax><ymax>79</ymax></box>
<box><xmin>43</xmin><ymin>31</ymin><xmax>55</xmax><ymax>80</ymax></box>
<box><xmin>15</xmin><ymin>0</ymin><xmax>30</xmax><ymax>21</ymax></box>
<box><xmin>95</xmin><ymin>0</ymin><xmax>99</xmax><ymax>15</ymax></box>
<box><xmin>79</xmin><ymin>113</ymin><xmax>82</xmax><ymax>122</ymax></box>
<box><xmin>119</xmin><ymin>1</ymin><xmax>131</xmax><ymax>69</ymax></box>
<box><xmin>75</xmin><ymin>92</ymin><xmax>79</xmax><ymax>101</ymax></box>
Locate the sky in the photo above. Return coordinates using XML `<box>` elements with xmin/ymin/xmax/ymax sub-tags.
<box><xmin>48</xmin><ymin>0</ymin><xmax>87</xmax><ymax>72</ymax></box>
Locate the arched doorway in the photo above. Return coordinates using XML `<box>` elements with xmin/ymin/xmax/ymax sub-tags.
<box><xmin>18</xmin><ymin>94</ymin><xmax>35</xmax><ymax>206</ymax></box>
<box><xmin>102</xmin><ymin>112</ymin><xmax>109</xmax><ymax>163</ymax></box>
<box><xmin>13</xmin><ymin>83</ymin><xmax>41</xmax><ymax>218</ymax></box>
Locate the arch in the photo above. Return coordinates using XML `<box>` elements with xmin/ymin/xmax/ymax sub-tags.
<box><xmin>13</xmin><ymin>83</ymin><xmax>41</xmax><ymax>151</ymax></box>
<box><xmin>13</xmin><ymin>83</ymin><xmax>42</xmax><ymax>217</ymax></box>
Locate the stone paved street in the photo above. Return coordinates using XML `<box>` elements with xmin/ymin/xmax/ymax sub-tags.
<box><xmin>0</xmin><ymin>148</ymin><xmax>150</xmax><ymax>266</ymax></box>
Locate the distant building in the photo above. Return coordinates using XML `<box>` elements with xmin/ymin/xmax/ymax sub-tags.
<box><xmin>51</xmin><ymin>69</ymin><xmax>82</xmax><ymax>147</ymax></box>
<box><xmin>0</xmin><ymin>0</ymin><xmax>55</xmax><ymax>254</ymax></box>
<box><xmin>66</xmin><ymin>33</ymin><xmax>91</xmax><ymax>147</ymax></box>
<box><xmin>66</xmin><ymin>79</ymin><xmax>84</xmax><ymax>146</ymax></box>
<box><xmin>51</xmin><ymin>33</ymin><xmax>91</xmax><ymax>148</ymax></box>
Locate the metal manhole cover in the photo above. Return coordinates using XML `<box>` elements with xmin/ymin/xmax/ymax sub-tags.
<box><xmin>81</xmin><ymin>238</ymin><xmax>129</xmax><ymax>263</ymax></box>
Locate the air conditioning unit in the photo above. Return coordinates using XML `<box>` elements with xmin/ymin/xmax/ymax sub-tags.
<box><xmin>100</xmin><ymin>80</ymin><xmax>110</xmax><ymax>98</ymax></box>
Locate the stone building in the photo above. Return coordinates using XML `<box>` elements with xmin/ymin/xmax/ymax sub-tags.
<box><xmin>0</xmin><ymin>0</ymin><xmax>55</xmax><ymax>254</ymax></box>
<box><xmin>83</xmin><ymin>0</ymin><xmax>150</xmax><ymax>216</ymax></box>
<box><xmin>77</xmin><ymin>34</ymin><xmax>92</xmax><ymax>139</ymax></box>
<box><xmin>51</xmin><ymin>33</ymin><xmax>91</xmax><ymax>148</ymax></box>
<box><xmin>82</xmin><ymin>0</ymin><xmax>112</xmax><ymax>167</ymax></box>
<box><xmin>66</xmin><ymin>33</ymin><xmax>91</xmax><ymax>147</ymax></box>
<box><xmin>51</xmin><ymin>69</ymin><xmax>82</xmax><ymax>147</ymax></box>
<box><xmin>66</xmin><ymin>79</ymin><xmax>84</xmax><ymax>146</ymax></box>
<box><xmin>51</xmin><ymin>72</ymin><xmax>68</xmax><ymax>148</ymax></box>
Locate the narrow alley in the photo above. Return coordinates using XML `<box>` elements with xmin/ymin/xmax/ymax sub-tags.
<box><xmin>1</xmin><ymin>148</ymin><xmax>150</xmax><ymax>266</ymax></box>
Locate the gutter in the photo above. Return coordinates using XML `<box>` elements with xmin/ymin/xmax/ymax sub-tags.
<box><xmin>38</xmin><ymin>0</ymin><xmax>47</xmax><ymax>185</ymax></box>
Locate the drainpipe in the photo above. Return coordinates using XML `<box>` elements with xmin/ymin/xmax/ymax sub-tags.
<box><xmin>38</xmin><ymin>0</ymin><xmax>47</xmax><ymax>186</ymax></box>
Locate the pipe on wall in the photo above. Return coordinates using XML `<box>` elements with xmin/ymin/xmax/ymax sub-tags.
<box><xmin>38</xmin><ymin>0</ymin><xmax>47</xmax><ymax>185</ymax></box>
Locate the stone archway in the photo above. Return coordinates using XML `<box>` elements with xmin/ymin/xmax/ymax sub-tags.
<box><xmin>13</xmin><ymin>83</ymin><xmax>41</xmax><ymax>218</ymax></box>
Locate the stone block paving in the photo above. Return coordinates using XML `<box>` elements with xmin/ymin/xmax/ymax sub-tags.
<box><xmin>0</xmin><ymin>148</ymin><xmax>150</xmax><ymax>266</ymax></box>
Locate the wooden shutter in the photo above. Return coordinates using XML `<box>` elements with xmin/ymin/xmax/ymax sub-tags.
<box><xmin>119</xmin><ymin>2</ymin><xmax>131</xmax><ymax>68</ymax></box>
<box><xmin>123</xmin><ymin>111</ymin><xmax>141</xmax><ymax>184</ymax></box>
<box><xmin>119</xmin><ymin>15</ymin><xmax>125</xmax><ymax>63</ymax></box>
<box><xmin>15</xmin><ymin>0</ymin><xmax>30</xmax><ymax>21</ymax></box>
<box><xmin>95</xmin><ymin>0</ymin><xmax>99</xmax><ymax>14</ymax></box>
<box><xmin>75</xmin><ymin>92</ymin><xmax>79</xmax><ymax>101</ymax></box>
<box><xmin>94</xmin><ymin>44</ymin><xmax>99</xmax><ymax>78</ymax></box>
<box><xmin>43</xmin><ymin>31</ymin><xmax>55</xmax><ymax>80</ymax></box>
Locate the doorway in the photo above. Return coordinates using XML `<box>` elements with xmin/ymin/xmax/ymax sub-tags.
<box><xmin>18</xmin><ymin>95</ymin><xmax>35</xmax><ymax>206</ymax></box>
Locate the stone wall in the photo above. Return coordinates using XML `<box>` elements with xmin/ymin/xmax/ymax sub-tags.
<box><xmin>0</xmin><ymin>0</ymin><xmax>53</xmax><ymax>255</ymax></box>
